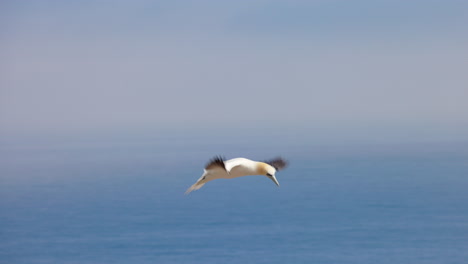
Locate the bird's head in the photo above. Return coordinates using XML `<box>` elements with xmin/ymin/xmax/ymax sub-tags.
<box><xmin>257</xmin><ymin>162</ymin><xmax>280</xmax><ymax>187</ymax></box>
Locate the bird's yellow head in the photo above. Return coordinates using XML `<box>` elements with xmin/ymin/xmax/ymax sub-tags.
<box><xmin>257</xmin><ymin>162</ymin><xmax>280</xmax><ymax>187</ymax></box>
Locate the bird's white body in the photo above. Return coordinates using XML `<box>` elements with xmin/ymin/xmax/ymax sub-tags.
<box><xmin>185</xmin><ymin>157</ymin><xmax>287</xmax><ymax>194</ymax></box>
<box><xmin>213</xmin><ymin>158</ymin><xmax>258</xmax><ymax>178</ymax></box>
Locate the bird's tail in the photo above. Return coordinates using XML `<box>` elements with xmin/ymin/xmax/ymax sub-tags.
<box><xmin>185</xmin><ymin>181</ymin><xmax>206</xmax><ymax>195</ymax></box>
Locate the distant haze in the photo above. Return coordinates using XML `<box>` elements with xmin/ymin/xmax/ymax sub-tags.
<box><xmin>1</xmin><ymin>0</ymin><xmax>467</xmax><ymax>142</ymax></box>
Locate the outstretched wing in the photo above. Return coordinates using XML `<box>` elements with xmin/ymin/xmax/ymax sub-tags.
<box><xmin>265</xmin><ymin>157</ymin><xmax>288</xmax><ymax>171</ymax></box>
<box><xmin>185</xmin><ymin>171</ymin><xmax>208</xmax><ymax>194</ymax></box>
<box><xmin>205</xmin><ymin>156</ymin><xmax>226</xmax><ymax>171</ymax></box>
<box><xmin>186</xmin><ymin>156</ymin><xmax>226</xmax><ymax>194</ymax></box>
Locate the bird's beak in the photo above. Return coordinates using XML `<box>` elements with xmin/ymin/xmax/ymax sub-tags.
<box><xmin>269</xmin><ymin>175</ymin><xmax>280</xmax><ymax>187</ymax></box>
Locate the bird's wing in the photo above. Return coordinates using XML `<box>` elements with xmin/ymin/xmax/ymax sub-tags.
<box><xmin>265</xmin><ymin>157</ymin><xmax>288</xmax><ymax>171</ymax></box>
<box><xmin>185</xmin><ymin>170</ymin><xmax>209</xmax><ymax>194</ymax></box>
<box><xmin>205</xmin><ymin>156</ymin><xmax>226</xmax><ymax>171</ymax></box>
<box><xmin>186</xmin><ymin>157</ymin><xmax>228</xmax><ymax>194</ymax></box>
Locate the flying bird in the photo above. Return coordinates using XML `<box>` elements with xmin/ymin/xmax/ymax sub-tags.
<box><xmin>185</xmin><ymin>156</ymin><xmax>288</xmax><ymax>194</ymax></box>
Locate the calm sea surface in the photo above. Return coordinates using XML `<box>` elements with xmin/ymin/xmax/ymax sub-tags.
<box><xmin>1</xmin><ymin>139</ymin><xmax>468</xmax><ymax>264</ymax></box>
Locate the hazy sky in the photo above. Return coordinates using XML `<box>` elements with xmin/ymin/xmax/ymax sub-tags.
<box><xmin>1</xmin><ymin>0</ymin><xmax>467</xmax><ymax>140</ymax></box>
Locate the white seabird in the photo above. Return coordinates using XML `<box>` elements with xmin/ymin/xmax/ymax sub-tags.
<box><xmin>185</xmin><ymin>156</ymin><xmax>288</xmax><ymax>194</ymax></box>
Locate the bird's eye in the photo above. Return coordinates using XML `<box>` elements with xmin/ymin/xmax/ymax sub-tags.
<box><xmin>266</xmin><ymin>173</ymin><xmax>272</xmax><ymax>177</ymax></box>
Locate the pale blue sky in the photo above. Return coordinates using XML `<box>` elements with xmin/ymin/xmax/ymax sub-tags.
<box><xmin>1</xmin><ymin>0</ymin><xmax>467</xmax><ymax>141</ymax></box>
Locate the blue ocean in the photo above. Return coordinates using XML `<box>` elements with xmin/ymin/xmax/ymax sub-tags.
<box><xmin>1</xmin><ymin>136</ymin><xmax>468</xmax><ymax>264</ymax></box>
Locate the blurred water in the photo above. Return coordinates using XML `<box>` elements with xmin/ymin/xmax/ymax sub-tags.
<box><xmin>1</xmin><ymin>139</ymin><xmax>468</xmax><ymax>264</ymax></box>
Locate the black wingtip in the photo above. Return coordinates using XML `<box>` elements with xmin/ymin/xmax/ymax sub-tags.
<box><xmin>265</xmin><ymin>157</ymin><xmax>288</xmax><ymax>171</ymax></box>
<box><xmin>205</xmin><ymin>156</ymin><xmax>226</xmax><ymax>170</ymax></box>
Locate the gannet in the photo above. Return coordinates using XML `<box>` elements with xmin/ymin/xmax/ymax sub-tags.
<box><xmin>185</xmin><ymin>156</ymin><xmax>288</xmax><ymax>194</ymax></box>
